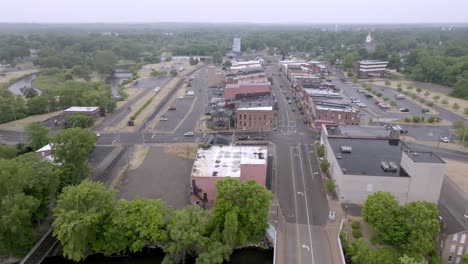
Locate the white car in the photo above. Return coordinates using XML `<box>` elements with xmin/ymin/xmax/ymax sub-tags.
<box><xmin>177</xmin><ymin>96</ymin><xmax>184</xmax><ymax>99</ymax></box>
<box><xmin>440</xmin><ymin>137</ymin><xmax>450</xmax><ymax>143</ymax></box>
<box><xmin>184</xmin><ymin>131</ymin><xmax>194</xmax><ymax>137</ymax></box>
<box><xmin>357</xmin><ymin>103</ymin><xmax>367</xmax><ymax>108</ymax></box>
<box><xmin>160</xmin><ymin>116</ymin><xmax>168</xmax><ymax>121</ymax></box>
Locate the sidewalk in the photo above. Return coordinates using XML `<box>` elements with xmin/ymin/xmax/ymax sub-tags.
<box><xmin>326</xmin><ymin>198</ymin><xmax>345</xmax><ymax>264</ymax></box>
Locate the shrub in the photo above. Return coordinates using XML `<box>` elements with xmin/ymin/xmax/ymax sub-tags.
<box><xmin>403</xmin><ymin>91</ymin><xmax>409</xmax><ymax>95</ymax></box>
<box><xmin>397</xmin><ymin>83</ymin><xmax>402</xmax><ymax>89</ymax></box>
<box><xmin>351</xmin><ymin>221</ymin><xmax>361</xmax><ymax>230</ymax></box>
<box><xmin>442</xmin><ymin>98</ymin><xmax>448</xmax><ymax>105</ymax></box>
<box><xmin>424</xmin><ymin>91</ymin><xmax>430</xmax><ymax>97</ymax></box>
<box><xmin>421</xmin><ymin>116</ymin><xmax>425</xmax><ymax>122</ymax></box>
<box><xmin>376</xmin><ymin>93</ymin><xmax>382</xmax><ymax>97</ymax></box>
<box><xmin>411</xmin><ymin>94</ymin><xmax>417</xmax><ymax>100</ymax></box>
<box><xmin>412</xmin><ymin>116</ymin><xmax>421</xmax><ymax>123</ymax></box>
<box><xmin>419</xmin><ymin>99</ymin><xmax>425</xmax><ymax>104</ymax></box>
<box><xmin>352</xmin><ymin>229</ymin><xmax>363</xmax><ymax>239</ymax></box>
<box><xmin>385</xmin><ymin>80</ymin><xmax>391</xmax><ymax>85</ymax></box>
<box><xmin>397</xmin><ymin>87</ymin><xmax>403</xmax><ymax>92</ymax></box>
<box><xmin>390</xmin><ymin>101</ymin><xmax>397</xmax><ymax>107</ymax></box>
<box><xmin>320</xmin><ymin>160</ymin><xmax>330</xmax><ymax>173</ymax></box>
<box><xmin>383</xmin><ymin>97</ymin><xmax>389</xmax><ymax>101</ymax></box>
<box><xmin>404</xmin><ymin>117</ymin><xmax>412</xmax><ymax>123</ymax></box>
<box><xmin>453</xmin><ymin>103</ymin><xmax>460</xmax><ymax>110</ymax></box>
<box><xmin>428</xmin><ymin>117</ymin><xmax>436</xmax><ymax>123</ymax></box>
<box><xmin>325</xmin><ymin>178</ymin><xmax>335</xmax><ymax>193</ymax></box>
<box><xmin>464</xmin><ymin>108</ymin><xmax>468</xmax><ymax>116</ymax></box>
<box><xmin>416</xmin><ymin>87</ymin><xmax>422</xmax><ymax>93</ymax></box>
<box><xmin>407</xmin><ymin>85</ymin><xmax>413</xmax><ymax>90</ymax></box>
<box><xmin>433</xmin><ymin>95</ymin><xmax>440</xmax><ymax>101</ymax></box>
<box><xmin>426</xmin><ymin>102</ymin><xmax>434</xmax><ymax>107</ymax></box>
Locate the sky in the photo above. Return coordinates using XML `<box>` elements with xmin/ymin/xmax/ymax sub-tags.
<box><xmin>2</xmin><ymin>0</ymin><xmax>468</xmax><ymax>24</ymax></box>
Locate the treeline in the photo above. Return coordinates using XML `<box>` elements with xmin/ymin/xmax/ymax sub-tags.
<box><xmin>52</xmin><ymin>178</ymin><xmax>272</xmax><ymax>263</ymax></box>
<box><xmin>0</xmin><ymin>126</ymin><xmax>97</xmax><ymax>256</ymax></box>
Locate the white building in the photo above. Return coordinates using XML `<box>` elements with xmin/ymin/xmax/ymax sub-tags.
<box><xmin>232</xmin><ymin>38</ymin><xmax>241</xmax><ymax>53</ymax></box>
<box><xmin>355</xmin><ymin>60</ymin><xmax>388</xmax><ymax>78</ymax></box>
<box><xmin>321</xmin><ymin>124</ymin><xmax>446</xmax><ymax>205</ymax></box>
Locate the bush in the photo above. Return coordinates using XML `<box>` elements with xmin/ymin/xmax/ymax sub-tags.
<box><xmin>352</xmin><ymin>229</ymin><xmax>363</xmax><ymax>239</ymax></box>
<box><xmin>376</xmin><ymin>93</ymin><xmax>382</xmax><ymax>97</ymax></box>
<box><xmin>383</xmin><ymin>97</ymin><xmax>389</xmax><ymax>101</ymax></box>
<box><xmin>397</xmin><ymin>83</ymin><xmax>402</xmax><ymax>89</ymax></box>
<box><xmin>390</xmin><ymin>101</ymin><xmax>397</xmax><ymax>107</ymax></box>
<box><xmin>351</xmin><ymin>221</ymin><xmax>361</xmax><ymax>230</ymax></box>
<box><xmin>453</xmin><ymin>103</ymin><xmax>460</xmax><ymax>110</ymax></box>
<box><xmin>316</xmin><ymin>145</ymin><xmax>326</xmax><ymax>158</ymax></box>
<box><xmin>397</xmin><ymin>87</ymin><xmax>403</xmax><ymax>92</ymax></box>
<box><xmin>428</xmin><ymin>117</ymin><xmax>436</xmax><ymax>123</ymax></box>
<box><xmin>419</xmin><ymin>99</ymin><xmax>425</xmax><ymax>104</ymax></box>
<box><xmin>442</xmin><ymin>98</ymin><xmax>448</xmax><ymax>105</ymax></box>
<box><xmin>424</xmin><ymin>91</ymin><xmax>430</xmax><ymax>97</ymax></box>
<box><xmin>385</xmin><ymin>80</ymin><xmax>391</xmax><ymax>85</ymax></box>
<box><xmin>433</xmin><ymin>95</ymin><xmax>440</xmax><ymax>101</ymax></box>
<box><xmin>412</xmin><ymin>116</ymin><xmax>421</xmax><ymax>123</ymax></box>
<box><xmin>464</xmin><ymin>108</ymin><xmax>468</xmax><ymax>116</ymax></box>
<box><xmin>426</xmin><ymin>102</ymin><xmax>434</xmax><ymax>107</ymax></box>
<box><xmin>407</xmin><ymin>85</ymin><xmax>413</xmax><ymax>90</ymax></box>
<box><xmin>325</xmin><ymin>178</ymin><xmax>335</xmax><ymax>193</ymax></box>
<box><xmin>411</xmin><ymin>94</ymin><xmax>417</xmax><ymax>100</ymax></box>
<box><xmin>320</xmin><ymin>160</ymin><xmax>330</xmax><ymax>173</ymax></box>
<box><xmin>404</xmin><ymin>117</ymin><xmax>412</xmax><ymax>123</ymax></box>
<box><xmin>416</xmin><ymin>87</ymin><xmax>422</xmax><ymax>93</ymax></box>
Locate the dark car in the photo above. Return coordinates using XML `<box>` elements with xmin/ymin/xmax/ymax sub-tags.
<box><xmin>421</xmin><ymin>109</ymin><xmax>430</xmax><ymax>113</ymax></box>
<box><xmin>237</xmin><ymin>136</ymin><xmax>249</xmax><ymax>141</ymax></box>
<box><xmin>364</xmin><ymin>94</ymin><xmax>373</xmax><ymax>98</ymax></box>
<box><xmin>168</xmin><ymin>107</ymin><xmax>176</xmax><ymax>111</ymax></box>
<box><xmin>399</xmin><ymin>108</ymin><xmax>410</xmax><ymax>112</ymax></box>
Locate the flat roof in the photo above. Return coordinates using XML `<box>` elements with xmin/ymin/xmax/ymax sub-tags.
<box><xmin>225</xmin><ymin>82</ymin><xmax>270</xmax><ymax>89</ymax></box>
<box><xmin>192</xmin><ymin>145</ymin><xmax>268</xmax><ymax>178</ymax></box>
<box><xmin>64</xmin><ymin>106</ymin><xmax>99</xmax><ymax>112</ymax></box>
<box><xmin>237</xmin><ymin>106</ymin><xmax>273</xmax><ymax>111</ymax></box>
<box><xmin>326</xmin><ymin>125</ymin><xmax>390</xmax><ymax>138</ymax></box>
<box><xmin>401</xmin><ymin>144</ymin><xmax>445</xmax><ymax>163</ymax></box>
<box><xmin>36</xmin><ymin>143</ymin><xmax>53</xmax><ymax>152</ymax></box>
<box><xmin>328</xmin><ymin>138</ymin><xmax>406</xmax><ymax>177</ymax></box>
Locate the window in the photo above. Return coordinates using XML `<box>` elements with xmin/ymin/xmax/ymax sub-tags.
<box><xmin>264</xmin><ymin>114</ymin><xmax>267</xmax><ymax>120</ymax></box>
<box><xmin>455</xmin><ymin>256</ymin><xmax>461</xmax><ymax>264</ymax></box>
<box><xmin>460</xmin><ymin>234</ymin><xmax>466</xmax><ymax>244</ymax></box>
<box><xmin>457</xmin><ymin>246</ymin><xmax>463</xmax><ymax>255</ymax></box>
<box><xmin>450</xmin><ymin>244</ymin><xmax>456</xmax><ymax>253</ymax></box>
<box><xmin>454</xmin><ymin>234</ymin><xmax>459</xmax><ymax>241</ymax></box>
<box><xmin>448</xmin><ymin>256</ymin><xmax>453</xmax><ymax>263</ymax></box>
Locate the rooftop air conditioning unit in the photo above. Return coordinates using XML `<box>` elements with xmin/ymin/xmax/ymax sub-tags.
<box><xmin>388</xmin><ymin>161</ymin><xmax>398</xmax><ymax>172</ymax></box>
<box><xmin>381</xmin><ymin>161</ymin><xmax>390</xmax><ymax>172</ymax></box>
<box><xmin>340</xmin><ymin>146</ymin><xmax>352</xmax><ymax>153</ymax></box>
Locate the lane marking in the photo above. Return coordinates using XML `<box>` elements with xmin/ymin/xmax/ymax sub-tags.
<box><xmin>297</xmin><ymin>144</ymin><xmax>315</xmax><ymax>264</ymax></box>
<box><xmin>151</xmin><ymin>133</ymin><xmax>156</xmax><ymax>139</ymax></box>
<box><xmin>289</xmin><ymin>147</ymin><xmax>302</xmax><ymax>264</ymax></box>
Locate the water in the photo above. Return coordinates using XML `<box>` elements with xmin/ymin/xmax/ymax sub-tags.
<box><xmin>7</xmin><ymin>73</ymin><xmax>42</xmax><ymax>95</ymax></box>
<box><xmin>109</xmin><ymin>69</ymin><xmax>133</xmax><ymax>99</ymax></box>
<box><xmin>42</xmin><ymin>247</ymin><xmax>273</xmax><ymax>264</ymax></box>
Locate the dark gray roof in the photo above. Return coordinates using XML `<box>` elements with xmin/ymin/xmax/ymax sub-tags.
<box><xmin>328</xmin><ymin>138</ymin><xmax>407</xmax><ymax>177</ymax></box>
<box><xmin>401</xmin><ymin>144</ymin><xmax>445</xmax><ymax>163</ymax></box>
<box><xmin>326</xmin><ymin>125</ymin><xmax>390</xmax><ymax>138</ymax></box>
<box><xmin>439</xmin><ymin>203</ymin><xmax>468</xmax><ymax>235</ymax></box>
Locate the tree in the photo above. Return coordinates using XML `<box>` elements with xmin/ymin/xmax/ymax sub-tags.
<box><xmin>163</xmin><ymin>206</ymin><xmax>210</xmax><ymax>263</ymax></box>
<box><xmin>399</xmin><ymin>255</ymin><xmax>428</xmax><ymax>264</ymax></box>
<box><xmin>66</xmin><ymin>113</ymin><xmax>95</xmax><ymax>128</ymax></box>
<box><xmin>94</xmin><ymin>50</ymin><xmax>117</xmax><ymax>74</ymax></box>
<box><xmin>424</xmin><ymin>91</ymin><xmax>430</xmax><ymax>97</ymax></box>
<box><xmin>325</xmin><ymin>178</ymin><xmax>335</xmax><ymax>193</ymax></box>
<box><xmin>416</xmin><ymin>87</ymin><xmax>422</xmax><ymax>93</ymax></box>
<box><xmin>212</xmin><ymin>52</ymin><xmax>223</xmax><ymax>64</ymax></box>
<box><xmin>99</xmin><ymin>199</ymin><xmax>169</xmax><ymax>255</ymax></box>
<box><xmin>52</xmin><ymin>181</ymin><xmax>116</xmax><ymax>261</ymax></box>
<box><xmin>26</xmin><ymin>96</ymin><xmax>49</xmax><ymax>115</ymax></box>
<box><xmin>209</xmin><ymin>179</ymin><xmax>272</xmax><ymax>247</ymax></box>
<box><xmin>316</xmin><ymin>144</ymin><xmax>326</xmax><ymax>158</ymax></box>
<box><xmin>343</xmin><ymin>52</ymin><xmax>358</xmax><ymax>69</ymax></box>
<box><xmin>463</xmin><ymin>253</ymin><xmax>468</xmax><ymax>264</ymax></box>
<box><xmin>400</xmin><ymin>201</ymin><xmax>439</xmax><ymax>255</ymax></box>
<box><xmin>25</xmin><ymin>123</ymin><xmax>49</xmax><ymax>151</ymax></box>
<box><xmin>0</xmin><ymin>144</ymin><xmax>17</xmax><ymax>159</ymax></box>
<box><xmin>170</xmin><ymin>69</ymin><xmax>178</xmax><ymax>76</ymax></box>
<box><xmin>189</xmin><ymin>57</ymin><xmax>199</xmax><ymax>65</ymax></box>
<box><xmin>52</xmin><ymin>128</ymin><xmax>96</xmax><ymax>186</ymax></box>
<box><xmin>320</xmin><ymin>160</ymin><xmax>330</xmax><ymax>173</ymax></box>
<box><xmin>362</xmin><ymin>192</ymin><xmax>406</xmax><ymax>245</ymax></box>
<box><xmin>453</xmin><ymin>103</ymin><xmax>460</xmax><ymax>110</ymax></box>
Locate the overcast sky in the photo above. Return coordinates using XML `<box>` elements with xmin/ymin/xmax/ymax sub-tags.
<box><xmin>2</xmin><ymin>0</ymin><xmax>468</xmax><ymax>24</ymax></box>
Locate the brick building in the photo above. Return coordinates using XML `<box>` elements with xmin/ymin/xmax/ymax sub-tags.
<box><xmin>236</xmin><ymin>106</ymin><xmax>273</xmax><ymax>131</ymax></box>
<box><xmin>224</xmin><ymin>82</ymin><xmax>271</xmax><ymax>100</ymax></box>
<box><xmin>190</xmin><ymin>145</ymin><xmax>268</xmax><ymax>208</ymax></box>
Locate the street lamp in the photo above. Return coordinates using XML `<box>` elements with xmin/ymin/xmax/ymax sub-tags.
<box><xmin>345</xmin><ymin>205</ymin><xmax>348</xmax><ymax>219</ymax></box>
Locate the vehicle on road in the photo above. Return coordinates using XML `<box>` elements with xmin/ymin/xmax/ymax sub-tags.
<box><xmin>184</xmin><ymin>132</ymin><xmax>194</xmax><ymax>137</ymax></box>
<box><xmin>96</xmin><ymin>133</ymin><xmax>101</xmax><ymax>137</ymax></box>
<box><xmin>440</xmin><ymin>136</ymin><xmax>450</xmax><ymax>143</ymax></box>
<box><xmin>356</xmin><ymin>102</ymin><xmax>367</xmax><ymax>107</ymax></box>
<box><xmin>288</xmin><ymin>100</ymin><xmax>292</xmax><ymax>104</ymax></box>
<box><xmin>177</xmin><ymin>96</ymin><xmax>184</xmax><ymax>99</ymax></box>
<box><xmin>390</xmin><ymin>125</ymin><xmax>408</xmax><ymax>134</ymax></box>
<box><xmin>282</xmin><ymin>91</ymin><xmax>286</xmax><ymax>94</ymax></box>
<box><xmin>364</xmin><ymin>94</ymin><xmax>373</xmax><ymax>98</ymax></box>
<box><xmin>357</xmin><ymin>89</ymin><xmax>364</xmax><ymax>93</ymax></box>
<box><xmin>399</xmin><ymin>108</ymin><xmax>410</xmax><ymax>112</ymax></box>
<box><xmin>395</xmin><ymin>94</ymin><xmax>405</xmax><ymax>99</ymax></box>
<box><xmin>168</xmin><ymin>107</ymin><xmax>176</xmax><ymax>111</ymax></box>
<box><xmin>279</xmin><ymin>85</ymin><xmax>283</xmax><ymax>87</ymax></box>
<box><xmin>160</xmin><ymin>115</ymin><xmax>168</xmax><ymax>121</ymax></box>
<box><xmin>421</xmin><ymin>108</ymin><xmax>430</xmax><ymax>113</ymax></box>
<box><xmin>351</xmin><ymin>99</ymin><xmax>361</xmax><ymax>103</ymax></box>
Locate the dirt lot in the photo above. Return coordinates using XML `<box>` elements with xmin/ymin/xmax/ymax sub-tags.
<box><xmin>117</xmin><ymin>145</ymin><xmax>194</xmax><ymax>210</ymax></box>
<box><xmin>444</xmin><ymin>159</ymin><xmax>468</xmax><ymax>194</ymax></box>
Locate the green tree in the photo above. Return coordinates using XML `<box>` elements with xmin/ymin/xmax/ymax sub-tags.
<box><xmin>223</xmin><ymin>60</ymin><xmax>232</xmax><ymax>67</ymax></box>
<box><xmin>441</xmin><ymin>98</ymin><xmax>448</xmax><ymax>105</ymax></box>
<box><xmin>26</xmin><ymin>96</ymin><xmax>49</xmax><ymax>115</ymax></box>
<box><xmin>209</xmin><ymin>179</ymin><xmax>272</xmax><ymax>247</ymax></box>
<box><xmin>399</xmin><ymin>255</ymin><xmax>428</xmax><ymax>264</ymax></box>
<box><xmin>66</xmin><ymin>113</ymin><xmax>95</xmax><ymax>128</ymax></box>
<box><xmin>320</xmin><ymin>160</ymin><xmax>330</xmax><ymax>173</ymax></box>
<box><xmin>163</xmin><ymin>206</ymin><xmax>210</xmax><ymax>263</ymax></box>
<box><xmin>462</xmin><ymin>253</ymin><xmax>468</xmax><ymax>264</ymax></box>
<box><xmin>362</xmin><ymin>192</ymin><xmax>406</xmax><ymax>245</ymax></box>
<box><xmin>424</xmin><ymin>91</ymin><xmax>430</xmax><ymax>97</ymax></box>
<box><xmin>416</xmin><ymin>87</ymin><xmax>422</xmax><ymax>93</ymax></box>
<box><xmin>25</xmin><ymin>123</ymin><xmax>49</xmax><ymax>151</ymax></box>
<box><xmin>52</xmin><ymin>181</ymin><xmax>116</xmax><ymax>261</ymax></box>
<box><xmin>400</xmin><ymin>201</ymin><xmax>439</xmax><ymax>255</ymax></box>
<box><xmin>0</xmin><ymin>144</ymin><xmax>17</xmax><ymax>159</ymax></box>
<box><xmin>316</xmin><ymin>144</ymin><xmax>326</xmax><ymax>158</ymax></box>
<box><xmin>325</xmin><ymin>178</ymin><xmax>335</xmax><ymax>193</ymax></box>
<box><xmin>464</xmin><ymin>107</ymin><xmax>468</xmax><ymax>116</ymax></box>
<box><xmin>453</xmin><ymin>103</ymin><xmax>460</xmax><ymax>110</ymax></box>
<box><xmin>212</xmin><ymin>52</ymin><xmax>223</xmax><ymax>64</ymax></box>
<box><xmin>343</xmin><ymin>52</ymin><xmax>358</xmax><ymax>69</ymax></box>
<box><xmin>170</xmin><ymin>69</ymin><xmax>178</xmax><ymax>76</ymax></box>
<box><xmin>52</xmin><ymin>128</ymin><xmax>97</xmax><ymax>186</ymax></box>
<box><xmin>94</xmin><ymin>50</ymin><xmax>117</xmax><ymax>74</ymax></box>
<box><xmin>99</xmin><ymin>198</ymin><xmax>169</xmax><ymax>255</ymax></box>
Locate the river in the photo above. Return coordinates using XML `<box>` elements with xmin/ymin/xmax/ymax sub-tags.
<box><xmin>7</xmin><ymin>73</ymin><xmax>42</xmax><ymax>96</ymax></box>
<box><xmin>42</xmin><ymin>247</ymin><xmax>273</xmax><ymax>264</ymax></box>
<box><xmin>109</xmin><ymin>69</ymin><xmax>133</xmax><ymax>99</ymax></box>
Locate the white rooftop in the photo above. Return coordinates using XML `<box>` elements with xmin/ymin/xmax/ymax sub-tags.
<box><xmin>64</xmin><ymin>106</ymin><xmax>99</xmax><ymax>112</ymax></box>
<box><xmin>237</xmin><ymin>106</ymin><xmax>273</xmax><ymax>111</ymax></box>
<box><xmin>192</xmin><ymin>145</ymin><xmax>268</xmax><ymax>178</ymax></box>
<box><xmin>36</xmin><ymin>143</ymin><xmax>53</xmax><ymax>153</ymax></box>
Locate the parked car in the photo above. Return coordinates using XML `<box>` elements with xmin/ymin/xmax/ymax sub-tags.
<box><xmin>364</xmin><ymin>94</ymin><xmax>373</xmax><ymax>98</ymax></box>
<box><xmin>177</xmin><ymin>96</ymin><xmax>184</xmax><ymax>99</ymax></box>
<box><xmin>440</xmin><ymin>136</ymin><xmax>450</xmax><ymax>143</ymax></box>
<box><xmin>421</xmin><ymin>109</ymin><xmax>430</xmax><ymax>113</ymax></box>
<box><xmin>399</xmin><ymin>108</ymin><xmax>410</xmax><ymax>112</ymax></box>
<box><xmin>160</xmin><ymin>115</ymin><xmax>168</xmax><ymax>121</ymax></box>
<box><xmin>356</xmin><ymin>102</ymin><xmax>367</xmax><ymax>108</ymax></box>
<box><xmin>288</xmin><ymin>100</ymin><xmax>292</xmax><ymax>104</ymax></box>
<box><xmin>184</xmin><ymin>131</ymin><xmax>194</xmax><ymax>137</ymax></box>
<box><xmin>168</xmin><ymin>107</ymin><xmax>176</xmax><ymax>111</ymax></box>
<box><xmin>395</xmin><ymin>94</ymin><xmax>405</xmax><ymax>99</ymax></box>
<box><xmin>357</xmin><ymin>89</ymin><xmax>364</xmax><ymax>93</ymax></box>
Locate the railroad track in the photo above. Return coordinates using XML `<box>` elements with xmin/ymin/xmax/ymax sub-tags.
<box><xmin>20</xmin><ymin>229</ymin><xmax>59</xmax><ymax>264</ymax></box>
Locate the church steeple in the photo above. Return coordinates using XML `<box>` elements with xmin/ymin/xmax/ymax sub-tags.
<box><xmin>365</xmin><ymin>32</ymin><xmax>373</xmax><ymax>43</ymax></box>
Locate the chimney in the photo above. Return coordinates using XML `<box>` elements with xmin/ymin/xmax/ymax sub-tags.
<box><xmin>389</xmin><ymin>130</ymin><xmax>400</xmax><ymax>139</ymax></box>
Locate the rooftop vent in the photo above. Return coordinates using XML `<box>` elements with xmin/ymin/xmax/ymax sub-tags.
<box><xmin>258</xmin><ymin>153</ymin><xmax>264</xmax><ymax>159</ymax></box>
<box><xmin>340</xmin><ymin>146</ymin><xmax>352</xmax><ymax>153</ymax></box>
<box><xmin>381</xmin><ymin>161</ymin><xmax>390</xmax><ymax>172</ymax></box>
<box><xmin>212</xmin><ymin>171</ymin><xmax>218</xmax><ymax>177</ymax></box>
<box><xmin>388</xmin><ymin>161</ymin><xmax>398</xmax><ymax>172</ymax></box>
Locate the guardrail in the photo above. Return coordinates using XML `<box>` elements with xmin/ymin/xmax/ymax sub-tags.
<box><xmin>337</xmin><ymin>218</ymin><xmax>346</xmax><ymax>264</ymax></box>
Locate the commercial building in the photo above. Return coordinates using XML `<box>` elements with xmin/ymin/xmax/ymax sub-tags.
<box><xmin>190</xmin><ymin>145</ymin><xmax>268</xmax><ymax>208</ymax></box>
<box><xmin>354</xmin><ymin>60</ymin><xmax>388</xmax><ymax>78</ymax></box>
<box><xmin>63</xmin><ymin>106</ymin><xmax>100</xmax><ymax>118</ymax></box>
<box><xmin>207</xmin><ymin>66</ymin><xmax>225</xmax><ymax>87</ymax></box>
<box><xmin>226</xmin><ymin>72</ymin><xmax>268</xmax><ymax>84</ymax></box>
<box><xmin>321</xmin><ymin>124</ymin><xmax>446</xmax><ymax>205</ymax></box>
<box><xmin>236</xmin><ymin>106</ymin><xmax>273</xmax><ymax>131</ymax></box>
<box><xmin>208</xmin><ymin>109</ymin><xmax>233</xmax><ymax>130</ymax></box>
<box><xmin>224</xmin><ymin>82</ymin><xmax>271</xmax><ymax>100</ymax></box>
